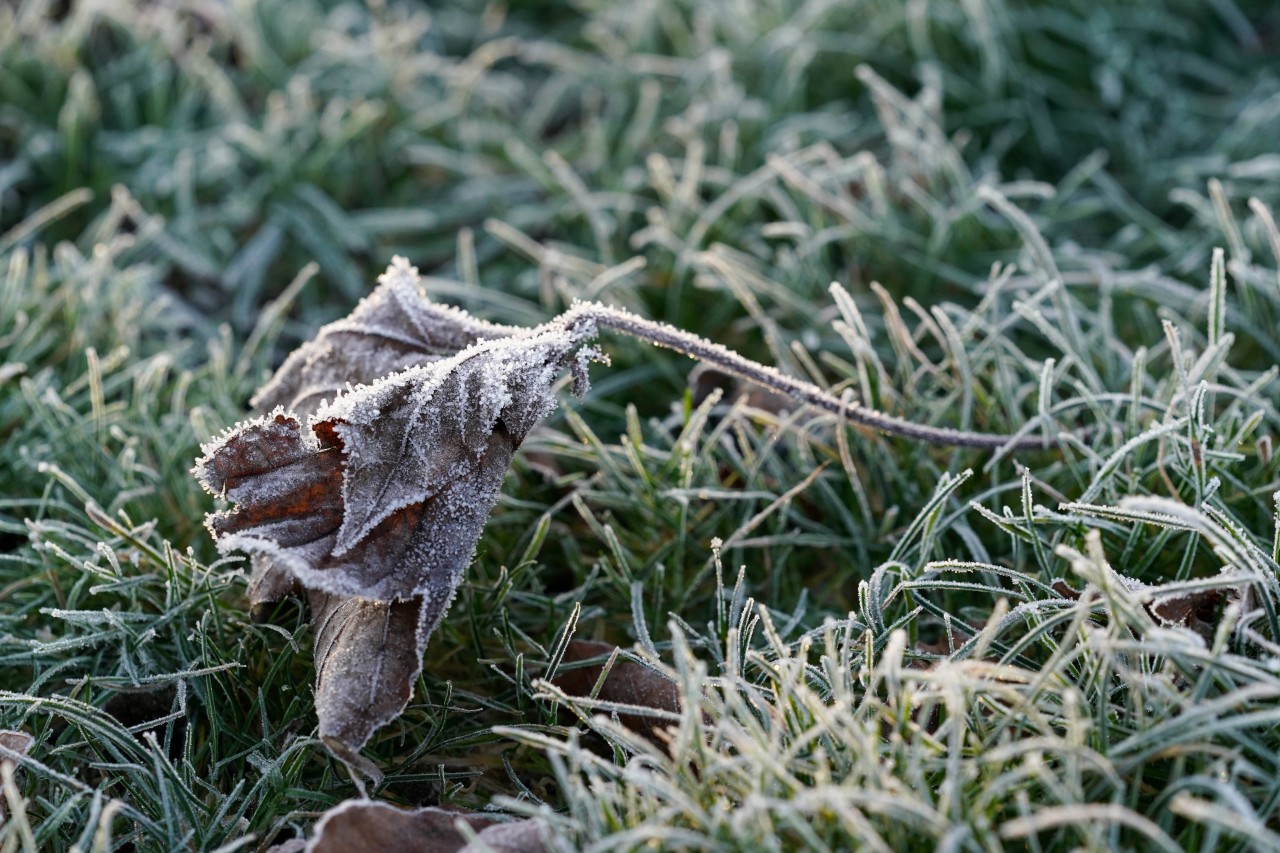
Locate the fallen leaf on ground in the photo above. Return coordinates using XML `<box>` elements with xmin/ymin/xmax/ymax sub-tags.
<box><xmin>0</xmin><ymin>730</ymin><xmax>35</xmax><ymax>756</ymax></box>
<box><xmin>0</xmin><ymin>729</ymin><xmax>34</xmax><ymax>822</ymax></box>
<box><xmin>301</xmin><ymin>800</ymin><xmax>547</xmax><ymax>853</ymax></box>
<box><xmin>1148</xmin><ymin>584</ymin><xmax>1241</xmax><ymax>641</ymax></box>
<box><xmin>1053</xmin><ymin>573</ymin><xmax>1241</xmax><ymax>641</ymax></box>
<box><xmin>551</xmin><ymin>639</ymin><xmax>681</xmax><ymax>741</ymax></box>
<box><xmin>193</xmin><ymin>259</ymin><xmax>601</xmax><ymax>769</ymax></box>
<box><xmin>245</xmin><ymin>259</ymin><xmax>522</xmax><ymax>618</ymax></box>
<box><xmin>1051</xmin><ymin>578</ymin><xmax>1082</xmax><ymax>600</ymax></box>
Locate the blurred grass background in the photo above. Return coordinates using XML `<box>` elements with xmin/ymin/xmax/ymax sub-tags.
<box><xmin>3</xmin><ymin>0</ymin><xmax>1280</xmax><ymax>850</ymax></box>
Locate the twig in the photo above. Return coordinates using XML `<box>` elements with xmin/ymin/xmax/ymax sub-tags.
<box><xmin>559</xmin><ymin>302</ymin><xmax>1058</xmax><ymax>451</ymax></box>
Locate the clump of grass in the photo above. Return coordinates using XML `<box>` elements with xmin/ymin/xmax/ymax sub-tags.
<box><xmin>0</xmin><ymin>198</ymin><xmax>352</xmax><ymax>849</ymax></box>
<box><xmin>508</xmin><ymin>533</ymin><xmax>1280</xmax><ymax>850</ymax></box>
<box><xmin>488</xmin><ymin>216</ymin><xmax>1280</xmax><ymax>851</ymax></box>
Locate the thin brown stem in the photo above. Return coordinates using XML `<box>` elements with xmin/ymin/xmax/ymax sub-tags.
<box><xmin>560</xmin><ymin>302</ymin><xmax>1058</xmax><ymax>451</ymax></box>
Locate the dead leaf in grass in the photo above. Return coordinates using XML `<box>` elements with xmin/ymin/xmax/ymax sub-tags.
<box><xmin>1148</xmin><ymin>583</ymin><xmax>1243</xmax><ymax>642</ymax></box>
<box><xmin>252</xmin><ymin>258</ymin><xmax>520</xmax><ymax>416</ymax></box>
<box><xmin>552</xmin><ymin>640</ymin><xmax>681</xmax><ymax>741</ymax></box>
<box><xmin>1053</xmin><ymin>574</ymin><xmax>1241</xmax><ymax>641</ymax></box>
<box><xmin>0</xmin><ymin>730</ymin><xmax>34</xmax><ymax>822</ymax></box>
<box><xmin>0</xmin><ymin>730</ymin><xmax>35</xmax><ymax>757</ymax></box>
<box><xmin>243</xmin><ymin>260</ymin><xmax>521</xmax><ymax>618</ymax></box>
<box><xmin>304</xmin><ymin>800</ymin><xmax>548</xmax><ymax>853</ymax></box>
<box><xmin>194</xmin><ymin>259</ymin><xmax>601</xmax><ymax>767</ymax></box>
<box><xmin>1051</xmin><ymin>578</ymin><xmax>1082</xmax><ymax>600</ymax></box>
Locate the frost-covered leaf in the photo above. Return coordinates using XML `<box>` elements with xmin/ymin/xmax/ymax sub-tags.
<box><xmin>246</xmin><ymin>555</ymin><xmax>303</xmax><ymax>621</ymax></box>
<box><xmin>308</xmin><ymin>590</ymin><xmax>432</xmax><ymax>763</ymax></box>
<box><xmin>193</xmin><ymin>264</ymin><xmax>600</xmax><ymax>759</ymax></box>
<box><xmin>246</xmin><ymin>258</ymin><xmax>519</xmax><ymax>616</ymax></box>
<box><xmin>304</xmin><ymin>800</ymin><xmax>549</xmax><ymax>853</ymax></box>
<box><xmin>321</xmin><ymin>324</ymin><xmax>588</xmax><ymax>557</ymax></box>
<box><xmin>197</xmin><ymin>322</ymin><xmax>593</xmax><ymax>602</ymax></box>
<box><xmin>252</xmin><ymin>257</ymin><xmax>519</xmax><ymax>415</ymax></box>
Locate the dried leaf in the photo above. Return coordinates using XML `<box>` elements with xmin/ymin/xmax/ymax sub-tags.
<box><xmin>0</xmin><ymin>730</ymin><xmax>34</xmax><ymax>754</ymax></box>
<box><xmin>252</xmin><ymin>257</ymin><xmax>519</xmax><ymax>416</ymax></box>
<box><xmin>459</xmin><ymin>820</ymin><xmax>550</xmax><ymax>853</ymax></box>
<box><xmin>318</xmin><ymin>325</ymin><xmax>583</xmax><ymax>562</ymax></box>
<box><xmin>0</xmin><ymin>730</ymin><xmax>34</xmax><ymax>823</ymax></box>
<box><xmin>306</xmin><ymin>800</ymin><xmax>548</xmax><ymax>853</ymax></box>
<box><xmin>308</xmin><ymin>590</ymin><xmax>431</xmax><ymax>762</ymax></box>
<box><xmin>1053</xmin><ymin>574</ymin><xmax>1242</xmax><ymax>641</ymax></box>
<box><xmin>198</xmin><ymin>324</ymin><xmax>591</xmax><ymax>602</ymax></box>
<box><xmin>247</xmin><ymin>555</ymin><xmax>303</xmax><ymax>621</ymax></box>
<box><xmin>552</xmin><ymin>640</ymin><xmax>681</xmax><ymax>741</ymax></box>
<box><xmin>245</xmin><ymin>258</ymin><xmax>519</xmax><ymax>615</ymax></box>
<box><xmin>193</xmin><ymin>264</ymin><xmax>600</xmax><ymax>761</ymax></box>
<box><xmin>1051</xmin><ymin>578</ymin><xmax>1082</xmax><ymax>600</ymax></box>
<box><xmin>1149</xmin><ymin>583</ymin><xmax>1244</xmax><ymax>642</ymax></box>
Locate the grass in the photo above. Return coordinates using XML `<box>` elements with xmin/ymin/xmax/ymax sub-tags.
<box><xmin>2</xmin><ymin>0</ymin><xmax>1280</xmax><ymax>849</ymax></box>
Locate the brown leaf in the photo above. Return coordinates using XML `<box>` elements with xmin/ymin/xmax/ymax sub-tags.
<box><xmin>0</xmin><ymin>730</ymin><xmax>34</xmax><ymax>823</ymax></box>
<box><xmin>552</xmin><ymin>640</ymin><xmax>681</xmax><ymax>741</ymax></box>
<box><xmin>197</xmin><ymin>410</ymin><xmax>515</xmax><ymax>604</ymax></box>
<box><xmin>308</xmin><ymin>591</ymin><xmax>431</xmax><ymax>762</ymax></box>
<box><xmin>1149</xmin><ymin>589</ymin><xmax>1220</xmax><ymax>626</ymax></box>
<box><xmin>1051</xmin><ymin>579</ymin><xmax>1082</xmax><ymax>600</ymax></box>
<box><xmin>460</xmin><ymin>819</ymin><xmax>550</xmax><ymax>853</ymax></box>
<box><xmin>199</xmin><ymin>323</ymin><xmax>592</xmax><ymax>602</ymax></box>
<box><xmin>245</xmin><ymin>259</ymin><xmax>519</xmax><ymax>617</ymax></box>
<box><xmin>193</xmin><ymin>261</ymin><xmax>601</xmax><ymax>762</ymax></box>
<box><xmin>253</xmin><ymin>258</ymin><xmax>519</xmax><ymax>416</ymax></box>
<box><xmin>688</xmin><ymin>364</ymin><xmax>795</xmax><ymax>415</ymax></box>
<box><xmin>306</xmin><ymin>800</ymin><xmax>548</xmax><ymax>853</ymax></box>
<box><xmin>0</xmin><ymin>731</ymin><xmax>32</xmax><ymax>756</ymax></box>
<box><xmin>1054</xmin><ymin>573</ymin><xmax>1240</xmax><ymax>642</ymax></box>
<box><xmin>1148</xmin><ymin>583</ymin><xmax>1241</xmax><ymax>642</ymax></box>
<box><xmin>247</xmin><ymin>556</ymin><xmax>303</xmax><ymax>622</ymax></box>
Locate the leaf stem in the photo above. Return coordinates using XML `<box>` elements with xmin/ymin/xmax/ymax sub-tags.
<box><xmin>561</xmin><ymin>302</ymin><xmax>1057</xmax><ymax>451</ymax></box>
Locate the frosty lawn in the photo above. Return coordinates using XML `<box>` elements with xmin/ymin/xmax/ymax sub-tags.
<box><xmin>2</xmin><ymin>1</ymin><xmax>1280</xmax><ymax>851</ymax></box>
